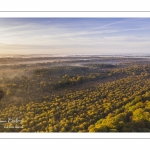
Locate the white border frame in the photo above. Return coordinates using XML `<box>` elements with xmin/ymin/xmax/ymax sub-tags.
<box><xmin>0</xmin><ymin>11</ymin><xmax>150</xmax><ymax>140</ymax></box>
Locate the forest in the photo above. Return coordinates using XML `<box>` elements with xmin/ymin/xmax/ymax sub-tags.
<box><xmin>0</xmin><ymin>56</ymin><xmax>150</xmax><ymax>132</ymax></box>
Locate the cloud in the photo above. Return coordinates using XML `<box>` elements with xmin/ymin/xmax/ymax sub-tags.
<box><xmin>92</xmin><ymin>20</ymin><xmax>126</xmax><ymax>30</ymax></box>
<box><xmin>1</xmin><ymin>18</ymin><xmax>150</xmax><ymax>55</ymax></box>
<box><xmin>92</xmin><ymin>18</ymin><xmax>144</xmax><ymax>30</ymax></box>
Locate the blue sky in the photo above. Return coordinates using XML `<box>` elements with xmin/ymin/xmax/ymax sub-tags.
<box><xmin>0</xmin><ymin>18</ymin><xmax>150</xmax><ymax>55</ymax></box>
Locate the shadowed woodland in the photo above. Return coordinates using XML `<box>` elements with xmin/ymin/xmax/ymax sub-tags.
<box><xmin>0</xmin><ymin>56</ymin><xmax>150</xmax><ymax>132</ymax></box>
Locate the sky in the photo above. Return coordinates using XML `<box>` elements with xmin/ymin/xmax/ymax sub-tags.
<box><xmin>0</xmin><ymin>18</ymin><xmax>150</xmax><ymax>55</ymax></box>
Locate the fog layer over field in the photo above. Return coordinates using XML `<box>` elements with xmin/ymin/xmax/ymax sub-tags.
<box><xmin>1</xmin><ymin>55</ymin><xmax>150</xmax><ymax>132</ymax></box>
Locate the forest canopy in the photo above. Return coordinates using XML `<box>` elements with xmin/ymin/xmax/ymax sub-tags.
<box><xmin>0</xmin><ymin>56</ymin><xmax>150</xmax><ymax>132</ymax></box>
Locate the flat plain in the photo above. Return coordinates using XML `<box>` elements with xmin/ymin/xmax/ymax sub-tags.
<box><xmin>0</xmin><ymin>55</ymin><xmax>150</xmax><ymax>132</ymax></box>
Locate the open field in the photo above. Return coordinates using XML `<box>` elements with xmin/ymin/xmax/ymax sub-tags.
<box><xmin>1</xmin><ymin>55</ymin><xmax>150</xmax><ymax>132</ymax></box>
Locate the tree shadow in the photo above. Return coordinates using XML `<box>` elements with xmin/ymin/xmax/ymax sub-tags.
<box><xmin>0</xmin><ymin>89</ymin><xmax>4</xmax><ymax>100</ymax></box>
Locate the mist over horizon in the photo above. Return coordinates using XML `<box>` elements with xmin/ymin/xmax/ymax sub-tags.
<box><xmin>1</xmin><ymin>52</ymin><xmax>150</xmax><ymax>58</ymax></box>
